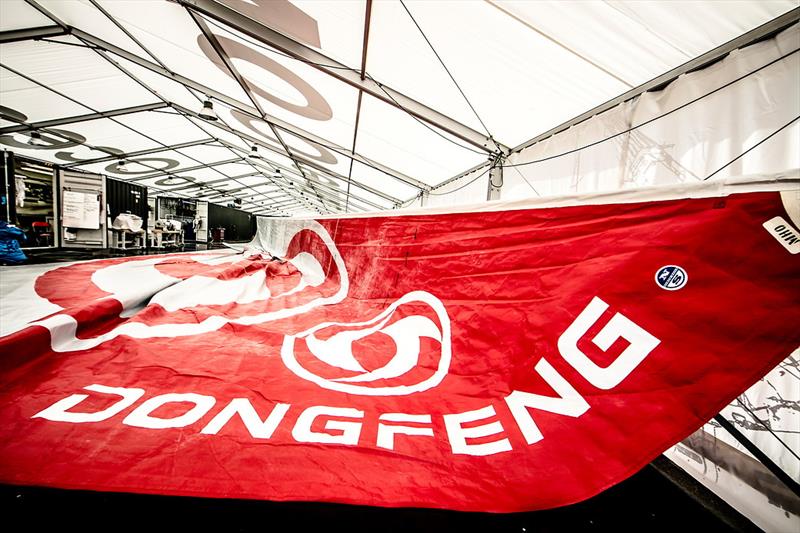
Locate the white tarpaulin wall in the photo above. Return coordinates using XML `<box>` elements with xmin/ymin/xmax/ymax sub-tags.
<box><xmin>1</xmin><ymin>0</ymin><xmax>798</xmax><ymax>216</ymax></box>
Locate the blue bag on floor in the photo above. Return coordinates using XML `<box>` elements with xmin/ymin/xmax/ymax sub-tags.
<box><xmin>0</xmin><ymin>221</ymin><xmax>27</xmax><ymax>264</ymax></box>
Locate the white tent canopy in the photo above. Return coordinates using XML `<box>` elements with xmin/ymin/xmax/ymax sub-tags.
<box><xmin>0</xmin><ymin>0</ymin><xmax>797</xmax><ymax>216</ymax></box>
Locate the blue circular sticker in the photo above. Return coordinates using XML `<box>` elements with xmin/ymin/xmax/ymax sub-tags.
<box><xmin>655</xmin><ymin>265</ymin><xmax>688</xmax><ymax>291</ymax></box>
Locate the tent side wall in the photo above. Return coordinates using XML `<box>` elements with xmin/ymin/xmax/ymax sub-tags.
<box><xmin>419</xmin><ymin>23</ymin><xmax>799</xmax><ymax>209</ymax></box>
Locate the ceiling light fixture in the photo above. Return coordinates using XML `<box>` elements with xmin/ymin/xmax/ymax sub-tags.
<box><xmin>116</xmin><ymin>159</ymin><xmax>127</xmax><ymax>171</ymax></box>
<box><xmin>27</xmin><ymin>131</ymin><xmax>48</xmax><ymax>147</ymax></box>
<box><xmin>198</xmin><ymin>98</ymin><xmax>218</xmax><ymax>121</ymax></box>
<box><xmin>249</xmin><ymin>145</ymin><xmax>262</xmax><ymax>159</ymax></box>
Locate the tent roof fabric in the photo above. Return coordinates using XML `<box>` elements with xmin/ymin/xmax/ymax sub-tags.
<box><xmin>0</xmin><ymin>0</ymin><xmax>796</xmax><ymax>216</ymax></box>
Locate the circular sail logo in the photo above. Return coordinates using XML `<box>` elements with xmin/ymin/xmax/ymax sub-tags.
<box><xmin>655</xmin><ymin>265</ymin><xmax>688</xmax><ymax>291</ymax></box>
<box><xmin>281</xmin><ymin>291</ymin><xmax>451</xmax><ymax>396</ymax></box>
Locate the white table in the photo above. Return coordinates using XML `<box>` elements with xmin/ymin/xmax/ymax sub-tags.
<box><xmin>110</xmin><ymin>228</ymin><xmax>145</xmax><ymax>250</ymax></box>
<box><xmin>149</xmin><ymin>229</ymin><xmax>184</xmax><ymax>249</ymax></box>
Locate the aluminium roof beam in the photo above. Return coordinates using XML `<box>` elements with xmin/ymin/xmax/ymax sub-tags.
<box><xmin>178</xmin><ymin>0</ymin><xmax>507</xmax><ymax>154</ymax></box>
<box><xmin>0</xmin><ymin>102</ymin><xmax>171</xmax><ymax>135</ymax></box>
<box><xmin>0</xmin><ymin>25</ymin><xmax>68</xmax><ymax>44</ymax></box>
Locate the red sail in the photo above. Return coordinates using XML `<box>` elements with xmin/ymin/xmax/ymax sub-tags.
<box><xmin>0</xmin><ymin>190</ymin><xmax>797</xmax><ymax>512</ymax></box>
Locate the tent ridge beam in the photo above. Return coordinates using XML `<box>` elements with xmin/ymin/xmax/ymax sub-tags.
<box><xmin>0</xmin><ymin>25</ymin><xmax>67</xmax><ymax>44</ymax></box>
<box><xmin>0</xmin><ymin>102</ymin><xmax>170</xmax><ymax>135</ymax></box>
<box><xmin>177</xmin><ymin>0</ymin><xmax>505</xmax><ymax>154</ymax></box>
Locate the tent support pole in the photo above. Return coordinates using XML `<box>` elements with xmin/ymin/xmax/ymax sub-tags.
<box><xmin>713</xmin><ymin>414</ymin><xmax>800</xmax><ymax>498</ymax></box>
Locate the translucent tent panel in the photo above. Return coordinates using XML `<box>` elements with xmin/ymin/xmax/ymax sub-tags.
<box><xmin>0</xmin><ymin>37</ymin><xmax>159</xmax><ymax>112</ymax></box>
<box><xmin>628</xmin><ymin>35</ymin><xmax>800</xmax><ymax>183</ymax></box>
<box><xmin>365</xmin><ymin>0</ymin><xmax>484</xmax><ymax>134</ymax></box>
<box><xmin>202</xmin><ymin>161</ymin><xmax>256</xmax><ymax>178</ymax></box>
<box><xmin>134</xmin><ymin>175</ymin><xmax>240</xmax><ymax>191</ymax></box>
<box><xmin>0</xmin><ymin>0</ymin><xmax>52</xmax><ymax>31</ymax></box>
<box><xmin>175</xmin><ymin>143</ymin><xmax>240</xmax><ymax>165</ymax></box>
<box><xmin>276</xmin><ymin>128</ymin><xmax>354</xmax><ymax>177</ymax></box>
<box><xmin>0</xmin><ymin>137</ymin><xmax>106</xmax><ymax>165</ymax></box>
<box><xmin>205</xmin><ymin>15</ymin><xmax>360</xmax><ymax>149</ymax></box>
<box><xmin>490</xmin><ymin>1</ymin><xmax>692</xmax><ymax>85</ymax></box>
<box><xmin>212</xmin><ymin>104</ymin><xmax>296</xmax><ymax>156</ymax></box>
<box><xmin>290</xmin><ymin>0</ymin><xmax>365</xmax><ymax>66</ymax></box>
<box><xmin>250</xmin><ymin>150</ymin><xmax>304</xmax><ymax>172</ymax></box>
<box><xmin>37</xmin><ymin>0</ymin><xmax>154</xmax><ymax>64</ymax></box>
<box><xmin>113</xmin><ymin>110</ymin><xmax>210</xmax><ymax>146</ymax></box>
<box><xmin>162</xmin><ymin>166</ymin><xmax>245</xmax><ymax>184</ymax></box>
<box><xmin>111</xmin><ymin>56</ymin><xmax>206</xmax><ymax>112</ymax></box>
<box><xmin>503</xmin><ymin>23</ymin><xmax>800</xmax><ymax>199</ymax></box>
<box><xmin>75</xmin><ymin>147</ymin><xmax>208</xmax><ymax>177</ymax></box>
<box><xmin>54</xmin><ymin>117</ymin><xmax>162</xmax><ymax>153</ymax></box>
<box><xmin>355</xmin><ymin>93</ymin><xmax>486</xmax><ymax>186</ymax></box>
<box><xmin>0</xmin><ymin>66</ymin><xmax>90</xmax><ymax>122</ymax></box>
<box><xmin>183</xmin><ymin>114</ymin><xmax>254</xmax><ymax>152</ymax></box>
<box><xmin>348</xmin><ymin>161</ymin><xmax>419</xmax><ymax>201</ymax></box>
<box><xmin>338</xmin><ymin>185</ymin><xmax>395</xmax><ymax>211</ymax></box>
<box><xmin>369</xmin><ymin>1</ymin><xmax>629</xmax><ymax>149</ymax></box>
<box><xmin>606</xmin><ymin>0</ymin><xmax>797</xmax><ymax>57</ymax></box>
<box><xmin>95</xmin><ymin>0</ymin><xmax>252</xmax><ymax>104</ymax></box>
<box><xmin>490</xmin><ymin>0</ymin><xmax>798</xmax><ymax>91</ymax></box>
<box><xmin>233</xmin><ymin>175</ymin><xmax>271</xmax><ymax>187</ymax></box>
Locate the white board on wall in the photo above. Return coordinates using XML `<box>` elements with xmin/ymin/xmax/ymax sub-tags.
<box><xmin>62</xmin><ymin>190</ymin><xmax>100</xmax><ymax>229</ymax></box>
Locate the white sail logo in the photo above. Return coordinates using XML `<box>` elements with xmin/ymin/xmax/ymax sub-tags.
<box><xmin>281</xmin><ymin>291</ymin><xmax>451</xmax><ymax>396</ymax></box>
